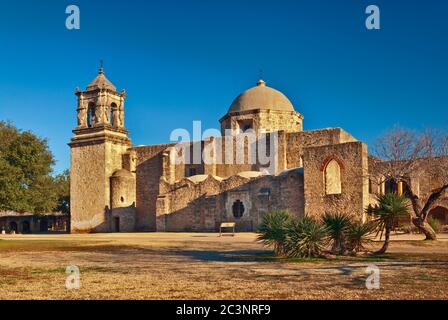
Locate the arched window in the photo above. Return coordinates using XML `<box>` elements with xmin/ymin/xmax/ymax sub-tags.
<box><xmin>385</xmin><ymin>178</ymin><xmax>398</xmax><ymax>194</ymax></box>
<box><xmin>232</xmin><ymin>200</ymin><xmax>245</xmax><ymax>219</ymax></box>
<box><xmin>111</xmin><ymin>102</ymin><xmax>118</xmax><ymax>127</ymax></box>
<box><xmin>324</xmin><ymin>159</ymin><xmax>342</xmax><ymax>195</ymax></box>
<box><xmin>87</xmin><ymin>102</ymin><xmax>95</xmax><ymax>127</ymax></box>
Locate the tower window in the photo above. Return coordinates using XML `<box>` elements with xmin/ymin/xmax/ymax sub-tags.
<box><xmin>111</xmin><ymin>103</ymin><xmax>118</xmax><ymax>127</ymax></box>
<box><xmin>243</xmin><ymin>124</ymin><xmax>252</xmax><ymax>131</ymax></box>
<box><xmin>232</xmin><ymin>200</ymin><xmax>245</xmax><ymax>219</ymax></box>
<box><xmin>237</xmin><ymin>120</ymin><xmax>253</xmax><ymax>133</ymax></box>
<box><xmin>87</xmin><ymin>103</ymin><xmax>95</xmax><ymax>127</ymax></box>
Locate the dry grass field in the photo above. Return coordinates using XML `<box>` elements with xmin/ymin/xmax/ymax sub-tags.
<box><xmin>0</xmin><ymin>232</ymin><xmax>447</xmax><ymax>300</ymax></box>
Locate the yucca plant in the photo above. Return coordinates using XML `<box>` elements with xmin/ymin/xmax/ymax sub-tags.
<box><xmin>283</xmin><ymin>217</ymin><xmax>330</xmax><ymax>258</ymax></box>
<box><xmin>346</xmin><ymin>221</ymin><xmax>375</xmax><ymax>253</ymax></box>
<box><xmin>322</xmin><ymin>212</ymin><xmax>351</xmax><ymax>254</ymax></box>
<box><xmin>257</xmin><ymin>210</ymin><xmax>292</xmax><ymax>255</ymax></box>
<box><xmin>366</xmin><ymin>193</ymin><xmax>410</xmax><ymax>254</ymax></box>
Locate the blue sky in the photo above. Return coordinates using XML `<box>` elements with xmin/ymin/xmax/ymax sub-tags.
<box><xmin>0</xmin><ymin>0</ymin><xmax>447</xmax><ymax>173</ymax></box>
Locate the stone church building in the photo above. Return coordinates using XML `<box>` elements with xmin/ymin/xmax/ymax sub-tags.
<box><xmin>69</xmin><ymin>69</ymin><xmax>448</xmax><ymax>233</ymax></box>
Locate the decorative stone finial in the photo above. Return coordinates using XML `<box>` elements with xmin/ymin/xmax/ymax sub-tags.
<box><xmin>257</xmin><ymin>79</ymin><xmax>266</xmax><ymax>87</ymax></box>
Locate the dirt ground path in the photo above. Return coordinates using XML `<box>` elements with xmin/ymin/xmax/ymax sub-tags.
<box><xmin>0</xmin><ymin>233</ymin><xmax>447</xmax><ymax>299</ymax></box>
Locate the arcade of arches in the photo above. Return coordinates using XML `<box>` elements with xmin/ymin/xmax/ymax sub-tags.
<box><xmin>0</xmin><ymin>213</ymin><xmax>69</xmax><ymax>234</ymax></box>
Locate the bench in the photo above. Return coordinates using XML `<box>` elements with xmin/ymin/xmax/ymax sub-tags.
<box><xmin>219</xmin><ymin>222</ymin><xmax>236</xmax><ymax>237</ymax></box>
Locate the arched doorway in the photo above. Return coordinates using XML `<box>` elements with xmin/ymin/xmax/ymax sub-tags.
<box><xmin>9</xmin><ymin>221</ymin><xmax>18</xmax><ymax>233</ymax></box>
<box><xmin>22</xmin><ymin>221</ymin><xmax>31</xmax><ymax>233</ymax></box>
<box><xmin>114</xmin><ymin>217</ymin><xmax>120</xmax><ymax>232</ymax></box>
<box><xmin>429</xmin><ymin>206</ymin><xmax>448</xmax><ymax>225</ymax></box>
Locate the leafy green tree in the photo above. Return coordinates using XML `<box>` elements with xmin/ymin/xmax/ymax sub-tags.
<box><xmin>367</xmin><ymin>193</ymin><xmax>410</xmax><ymax>254</ymax></box>
<box><xmin>53</xmin><ymin>169</ymin><xmax>70</xmax><ymax>214</ymax></box>
<box><xmin>0</xmin><ymin>121</ymin><xmax>62</xmax><ymax>213</ymax></box>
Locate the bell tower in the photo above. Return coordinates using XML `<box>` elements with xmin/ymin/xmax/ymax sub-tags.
<box><xmin>69</xmin><ymin>68</ymin><xmax>132</xmax><ymax>233</ymax></box>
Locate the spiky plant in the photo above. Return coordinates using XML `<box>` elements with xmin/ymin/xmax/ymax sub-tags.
<box><xmin>322</xmin><ymin>212</ymin><xmax>352</xmax><ymax>254</ymax></box>
<box><xmin>366</xmin><ymin>193</ymin><xmax>410</xmax><ymax>255</ymax></box>
<box><xmin>346</xmin><ymin>221</ymin><xmax>375</xmax><ymax>253</ymax></box>
<box><xmin>257</xmin><ymin>210</ymin><xmax>292</xmax><ymax>255</ymax></box>
<box><xmin>283</xmin><ymin>217</ymin><xmax>330</xmax><ymax>258</ymax></box>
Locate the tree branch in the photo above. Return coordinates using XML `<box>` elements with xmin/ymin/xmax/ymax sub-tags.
<box><xmin>420</xmin><ymin>183</ymin><xmax>448</xmax><ymax>219</ymax></box>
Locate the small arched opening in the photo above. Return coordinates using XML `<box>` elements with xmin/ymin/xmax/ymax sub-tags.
<box><xmin>111</xmin><ymin>102</ymin><xmax>118</xmax><ymax>127</ymax></box>
<box><xmin>114</xmin><ymin>217</ymin><xmax>120</xmax><ymax>232</ymax></box>
<box><xmin>232</xmin><ymin>200</ymin><xmax>245</xmax><ymax>219</ymax></box>
<box><xmin>9</xmin><ymin>221</ymin><xmax>18</xmax><ymax>233</ymax></box>
<box><xmin>429</xmin><ymin>206</ymin><xmax>448</xmax><ymax>225</ymax></box>
<box><xmin>87</xmin><ymin>102</ymin><xmax>95</xmax><ymax>127</ymax></box>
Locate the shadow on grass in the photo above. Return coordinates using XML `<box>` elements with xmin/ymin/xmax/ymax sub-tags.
<box><xmin>173</xmin><ymin>249</ymin><xmax>273</xmax><ymax>262</ymax></box>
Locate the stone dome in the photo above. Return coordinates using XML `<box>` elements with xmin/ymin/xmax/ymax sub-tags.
<box><xmin>86</xmin><ymin>68</ymin><xmax>117</xmax><ymax>91</ymax></box>
<box><xmin>228</xmin><ymin>80</ymin><xmax>295</xmax><ymax>113</ymax></box>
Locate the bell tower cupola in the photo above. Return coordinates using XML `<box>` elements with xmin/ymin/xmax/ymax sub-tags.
<box><xmin>75</xmin><ymin>67</ymin><xmax>127</xmax><ymax>131</ymax></box>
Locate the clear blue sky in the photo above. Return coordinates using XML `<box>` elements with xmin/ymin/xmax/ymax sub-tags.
<box><xmin>0</xmin><ymin>0</ymin><xmax>447</xmax><ymax>173</ymax></box>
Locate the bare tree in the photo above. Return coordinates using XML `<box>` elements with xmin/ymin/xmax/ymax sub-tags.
<box><xmin>370</xmin><ymin>126</ymin><xmax>448</xmax><ymax>240</ymax></box>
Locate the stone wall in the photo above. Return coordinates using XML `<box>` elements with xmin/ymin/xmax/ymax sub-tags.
<box><xmin>110</xmin><ymin>170</ymin><xmax>136</xmax><ymax>232</ymax></box>
<box><xmin>70</xmin><ymin>142</ymin><xmax>108</xmax><ymax>232</ymax></box>
<box><xmin>132</xmin><ymin>143</ymin><xmax>175</xmax><ymax>231</ymax></box>
<box><xmin>70</xmin><ymin>129</ymin><xmax>131</xmax><ymax>233</ymax></box>
<box><xmin>157</xmin><ymin>169</ymin><xmax>304</xmax><ymax>232</ymax></box>
<box><xmin>302</xmin><ymin>141</ymin><xmax>369</xmax><ymax>221</ymax></box>
<box><xmin>136</xmin><ymin>127</ymin><xmax>362</xmax><ymax>232</ymax></box>
<box><xmin>284</xmin><ymin>128</ymin><xmax>357</xmax><ymax>169</ymax></box>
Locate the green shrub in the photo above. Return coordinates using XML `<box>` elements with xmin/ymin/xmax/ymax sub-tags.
<box><xmin>346</xmin><ymin>221</ymin><xmax>375</xmax><ymax>253</ymax></box>
<box><xmin>322</xmin><ymin>213</ymin><xmax>351</xmax><ymax>254</ymax></box>
<box><xmin>283</xmin><ymin>217</ymin><xmax>330</xmax><ymax>258</ymax></box>
<box><xmin>427</xmin><ymin>217</ymin><xmax>441</xmax><ymax>233</ymax></box>
<box><xmin>257</xmin><ymin>210</ymin><xmax>293</xmax><ymax>255</ymax></box>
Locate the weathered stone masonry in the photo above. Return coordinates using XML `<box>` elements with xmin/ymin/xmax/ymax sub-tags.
<box><xmin>69</xmin><ymin>69</ymin><xmax>448</xmax><ymax>232</ymax></box>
